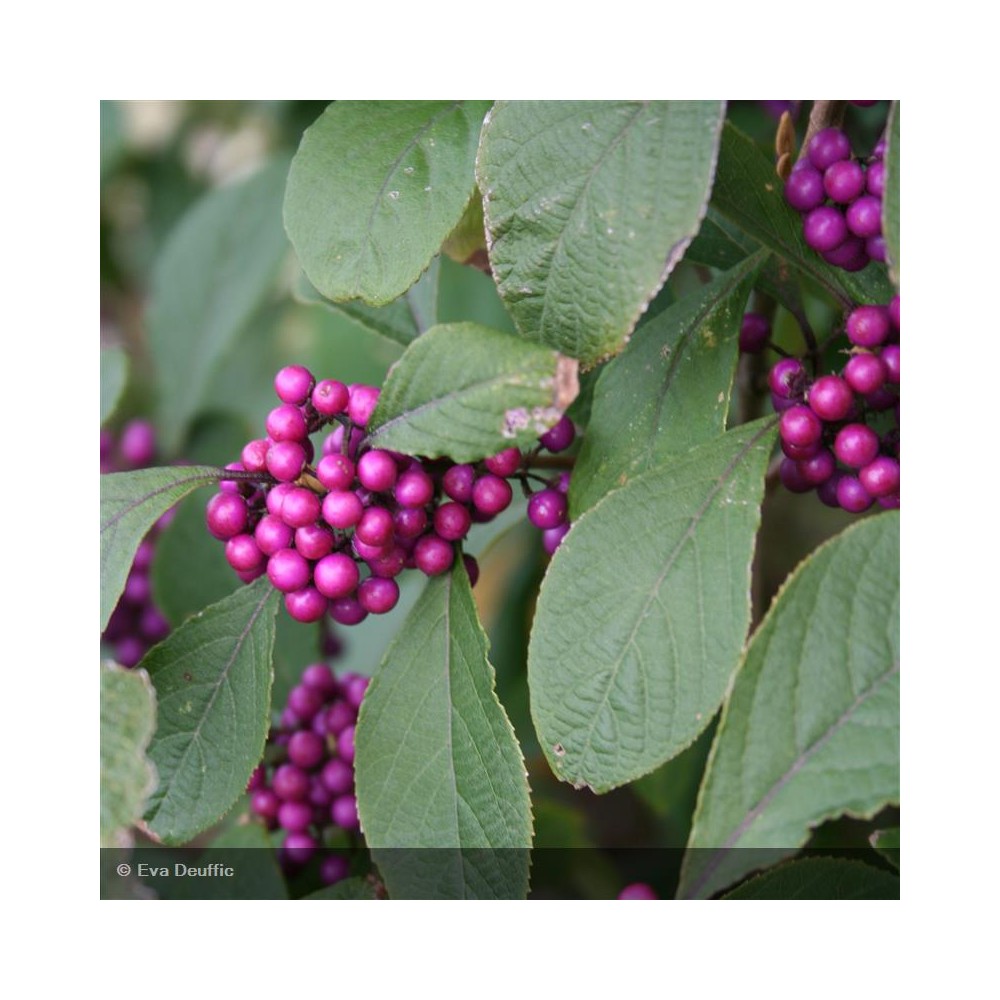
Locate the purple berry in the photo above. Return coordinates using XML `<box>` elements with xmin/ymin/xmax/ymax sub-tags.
<box><xmin>241</xmin><ymin>438</ymin><xmax>270</xmax><ymax>473</ymax></box>
<box><xmin>280</xmin><ymin>487</ymin><xmax>321</xmax><ymax>529</ymax></box>
<box><xmin>807</xmin><ymin>128</ymin><xmax>852</xmax><ymax>171</ymax></box>
<box><xmin>484</xmin><ymin>448</ymin><xmax>522</xmax><ymax>477</ymax></box>
<box><xmin>120</xmin><ymin>419</ymin><xmax>157</xmax><ymax>467</ymax></box>
<box><xmin>320</xmin><ymin>854</ymin><xmax>351</xmax><ymax>886</ymax></box>
<box><xmin>784</xmin><ymin>163</ymin><xmax>825</xmax><ymax>211</ymax></box>
<box><xmin>356</xmin><ymin>506</ymin><xmax>395</xmax><ymax>547</ymax></box>
<box><xmin>251</xmin><ymin>789</ymin><xmax>280</xmax><ymax>820</ymax></box>
<box><xmin>343</xmin><ymin>674</ymin><xmax>369</xmax><ymax>709</ymax></box>
<box><xmin>462</xmin><ymin>553</ymin><xmax>480</xmax><ymax>586</ymax></box>
<box><xmin>880</xmin><ymin>344</ymin><xmax>900</xmax><ymax>383</ymax></box>
<box><xmin>528</xmin><ymin>489</ymin><xmax>569</xmax><ymax>530</ymax></box>
<box><xmin>866</xmin><ymin>160</ymin><xmax>885</xmax><ymax>197</ymax></box>
<box><xmin>797</xmin><ymin>448</ymin><xmax>836</xmax><ymax>487</ymax></box>
<box><xmin>843</xmin><ymin>353</ymin><xmax>888</xmax><ymax>395</ymax></box>
<box><xmin>330</xmin><ymin>597</ymin><xmax>368</xmax><ymax>626</ymax></box>
<box><xmin>739</xmin><ymin>313</ymin><xmax>771</xmax><ymax>354</ymax></box>
<box><xmin>395</xmin><ymin>468</ymin><xmax>435</xmax><ymax>508</ymax></box>
<box><xmin>347</xmin><ymin>384</ymin><xmax>380</xmax><ymax>426</ymax></box>
<box><xmin>472</xmin><ymin>474</ymin><xmax>513</xmax><ymax>516</ymax></box>
<box><xmin>322</xmin><ymin>490</ymin><xmax>364</xmax><ymax>529</ymax></box>
<box><xmin>331</xmin><ymin>794</ymin><xmax>359</xmax><ymax>831</ymax></box>
<box><xmin>845</xmin><ymin>195</ymin><xmax>883</xmax><ymax>238</ymax></box>
<box><xmin>225</xmin><ymin>534</ymin><xmax>266</xmax><ymax>573</ymax></box>
<box><xmin>834</xmin><ymin>424</ymin><xmax>880</xmax><ymax>468</ymax></box>
<box><xmin>888</xmin><ymin>295</ymin><xmax>900</xmax><ymax>328</ymax></box>
<box><xmin>294</xmin><ymin>523</ymin><xmax>334</xmax><ymax>561</ymax></box>
<box><xmin>205</xmin><ymin>492</ymin><xmax>249</xmax><ymax>540</ymax></box>
<box><xmin>414</xmin><ymin>534</ymin><xmax>455</xmax><ymax>576</ymax></box>
<box><xmin>273</xmin><ymin>764</ymin><xmax>310</xmax><ymax>802</ymax></box>
<box><xmin>779</xmin><ymin>458</ymin><xmax>813</xmax><ymax>493</ymax></box>
<box><xmin>804</xmin><ymin>206</ymin><xmax>848</xmax><ymax>253</ymax></box>
<box><xmin>442</xmin><ymin>464</ymin><xmax>476</xmax><ymax>503</ymax></box>
<box><xmin>393</xmin><ymin>506</ymin><xmax>428</xmax><ymax>540</ymax></box>
<box><xmin>255</xmin><ymin>515</ymin><xmax>294</xmax><ymax>555</ymax></box>
<box><xmin>542</xmin><ymin>523</ymin><xmax>571</xmax><ymax>555</ymax></box>
<box><xmin>316</xmin><ymin>453</ymin><xmax>355</xmax><ymax>491</ymax></box>
<box><xmin>321</xmin><ymin>757</ymin><xmax>354</xmax><ymax>795</ymax></box>
<box><xmin>266</xmin><ymin>404</ymin><xmax>309</xmax><ymax>443</ymax></box>
<box><xmin>618</xmin><ymin>882</ymin><xmax>658</xmax><ymax>900</ymax></box>
<box><xmin>301</xmin><ymin>663</ymin><xmax>337</xmax><ymax>694</ymax></box>
<box><xmin>288</xmin><ymin>730</ymin><xmax>326</xmax><ymax>770</ymax></box>
<box><xmin>433</xmin><ymin>501</ymin><xmax>473</xmax><ymax>541</ymax></box>
<box><xmin>846</xmin><ymin>306</ymin><xmax>890</xmax><ymax>348</ymax></box>
<box><xmin>836</xmin><ymin>475</ymin><xmax>874</xmax><ymax>513</ymax></box>
<box><xmin>267</xmin><ymin>548</ymin><xmax>312</xmax><ymax>593</ymax></box>
<box><xmin>768</xmin><ymin>358</ymin><xmax>806</xmax><ymax>399</ymax></box>
<box><xmin>357</xmin><ymin>450</ymin><xmax>398</xmax><ymax>492</ymax></box>
<box><xmin>823</xmin><ymin>160</ymin><xmax>865</xmax><ymax>203</ymax></box>
<box><xmin>807</xmin><ymin>375</ymin><xmax>853</xmax><ymax>422</ymax></box>
<box><xmin>274</xmin><ymin>365</ymin><xmax>314</xmax><ymax>405</ymax></box>
<box><xmin>539</xmin><ymin>416</ymin><xmax>575</xmax><ymax>453</ymax></box>
<box><xmin>859</xmin><ymin>456</ymin><xmax>900</xmax><ymax>498</ymax></box>
<box><xmin>821</xmin><ymin>236</ymin><xmax>868</xmax><ymax>271</ymax></box>
<box><xmin>313</xmin><ymin>553</ymin><xmax>360</xmax><ymax>600</ymax></box>
<box><xmin>311</xmin><ymin>379</ymin><xmax>350</xmax><ymax>416</ymax></box>
<box><xmin>779</xmin><ymin>405</ymin><xmax>823</xmax><ymax>449</ymax></box>
<box><xmin>266</xmin><ymin>441</ymin><xmax>307</xmax><ymax>482</ymax></box>
<box><xmin>285</xmin><ymin>587</ymin><xmax>329</xmax><ymax>623</ymax></box>
<box><xmin>357</xmin><ymin>577</ymin><xmax>400</xmax><ymax>615</ymax></box>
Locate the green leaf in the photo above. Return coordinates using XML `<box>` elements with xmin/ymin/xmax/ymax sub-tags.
<box><xmin>478</xmin><ymin>101</ymin><xmax>725</xmax><ymax>365</ymax></box>
<box><xmin>101</xmin><ymin>465</ymin><xmax>227</xmax><ymax>630</ymax></box>
<box><xmin>100</xmin><ymin>347</ymin><xmax>128</xmax><ymax>425</ymax></box>
<box><xmin>365</xmin><ymin>322</ymin><xmax>573</xmax><ymax>462</ymax></box>
<box><xmin>871</xmin><ymin>827</ymin><xmax>900</xmax><ymax>870</ymax></box>
<box><xmin>529</xmin><ymin>419</ymin><xmax>776</xmax><ymax>794</ymax></box>
<box><xmin>679</xmin><ymin>512</ymin><xmax>899</xmax><ymax>899</ymax></box>
<box><xmin>711</xmin><ymin>122</ymin><xmax>893</xmax><ymax>307</ymax></box>
<box><xmin>571</xmin><ymin>252</ymin><xmax>766</xmax><ymax>515</ymax></box>
<box><xmin>883</xmin><ymin>102</ymin><xmax>900</xmax><ymax>288</ymax></box>
<box><xmin>148</xmin><ymin>158</ymin><xmax>291</xmax><ymax>454</ymax></box>
<box><xmin>100</xmin><ymin>663</ymin><xmax>157</xmax><ymax>847</ymax></box>
<box><xmin>142</xmin><ymin>577</ymin><xmax>280</xmax><ymax>844</ymax></box>
<box><xmin>295</xmin><ymin>258</ymin><xmax>440</xmax><ymax>347</ymax></box>
<box><xmin>304</xmin><ymin>877</ymin><xmax>381</xmax><ymax>900</ymax></box>
<box><xmin>723</xmin><ymin>858</ymin><xmax>899</xmax><ymax>900</ymax></box>
<box><xmin>354</xmin><ymin>564</ymin><xmax>533</xmax><ymax>899</ymax></box>
<box><xmin>284</xmin><ymin>101</ymin><xmax>491</xmax><ymax>305</ymax></box>
<box><xmin>100</xmin><ymin>100</ymin><xmax>126</xmax><ymax>182</ymax></box>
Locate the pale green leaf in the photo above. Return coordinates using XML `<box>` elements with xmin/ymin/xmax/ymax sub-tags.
<box><xmin>871</xmin><ymin>827</ymin><xmax>900</xmax><ymax>870</ymax></box>
<box><xmin>679</xmin><ymin>512</ymin><xmax>900</xmax><ymax>899</ymax></box>
<box><xmin>149</xmin><ymin>158</ymin><xmax>290</xmax><ymax>454</ymax></box>
<box><xmin>366</xmin><ymin>322</ymin><xmax>571</xmax><ymax>462</ymax></box>
<box><xmin>355</xmin><ymin>564</ymin><xmax>532</xmax><ymax>899</ymax></box>
<box><xmin>101</xmin><ymin>465</ymin><xmax>228</xmax><ymax>630</ymax></box>
<box><xmin>884</xmin><ymin>102</ymin><xmax>900</xmax><ymax>289</ymax></box>
<box><xmin>478</xmin><ymin>101</ymin><xmax>725</xmax><ymax>365</ymax></box>
<box><xmin>529</xmin><ymin>419</ymin><xmax>776</xmax><ymax>793</ymax></box>
<box><xmin>285</xmin><ymin>101</ymin><xmax>491</xmax><ymax>305</ymax></box>
<box><xmin>100</xmin><ymin>347</ymin><xmax>128</xmax><ymax>425</ymax></box>
<box><xmin>571</xmin><ymin>252</ymin><xmax>766</xmax><ymax>515</ymax></box>
<box><xmin>143</xmin><ymin>577</ymin><xmax>280</xmax><ymax>844</ymax></box>
<box><xmin>101</xmin><ymin>663</ymin><xmax>157</xmax><ymax>847</ymax></box>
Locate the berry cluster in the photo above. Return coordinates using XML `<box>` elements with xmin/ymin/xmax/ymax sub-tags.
<box><xmin>772</xmin><ymin>297</ymin><xmax>900</xmax><ymax>512</ymax></box>
<box><xmin>248</xmin><ymin>662</ymin><xmax>368</xmax><ymax>882</ymax></box>
<box><xmin>206</xmin><ymin>365</ymin><xmax>576</xmax><ymax>625</ymax></box>
<box><xmin>101</xmin><ymin>419</ymin><xmax>173</xmax><ymax>666</ymax></box>
<box><xmin>784</xmin><ymin>126</ymin><xmax>887</xmax><ymax>272</ymax></box>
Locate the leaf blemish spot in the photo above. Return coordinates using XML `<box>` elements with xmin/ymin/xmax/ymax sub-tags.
<box><xmin>553</xmin><ymin>743</ymin><xmax>566</xmax><ymax>757</ymax></box>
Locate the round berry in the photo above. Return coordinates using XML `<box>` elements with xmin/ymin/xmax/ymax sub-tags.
<box><xmin>311</xmin><ymin>379</ymin><xmax>350</xmax><ymax>416</ymax></box>
<box><xmin>287</xmin><ymin>683</ymin><xmax>323</xmax><ymax>721</ymax></box>
<box><xmin>254</xmin><ymin>515</ymin><xmax>293</xmax><ymax>555</ymax></box>
<box><xmin>266</xmin><ymin>441</ymin><xmax>307</xmax><ymax>482</ymax></box>
<box><xmin>880</xmin><ymin>344</ymin><xmax>900</xmax><ymax>383</ymax></box>
<box><xmin>866</xmin><ymin>160</ymin><xmax>885</xmax><ymax>197</ymax></box>
<box><xmin>282</xmin><ymin>832</ymin><xmax>318</xmax><ymax>865</ymax></box>
<box><xmin>823</xmin><ymin>160</ymin><xmax>865</xmax><ymax>203</ymax></box>
<box><xmin>414</xmin><ymin>534</ymin><xmax>455</xmax><ymax>576</ymax></box>
<box><xmin>542</xmin><ymin>523</ymin><xmax>571</xmax><ymax>555</ymax></box>
<box><xmin>321</xmin><ymin>757</ymin><xmax>354</xmax><ymax>795</ymax></box>
<box><xmin>316</xmin><ymin>453</ymin><xmax>355</xmax><ymax>492</ymax></box>
<box><xmin>846</xmin><ymin>306</ymin><xmax>890</xmax><ymax>348</ymax></box>
<box><xmin>120</xmin><ymin>419</ymin><xmax>157</xmax><ymax>467</ymax></box>
<box><xmin>274</xmin><ymin>365</ymin><xmax>314</xmax><ymax>405</ymax></box>
<box><xmin>267</xmin><ymin>548</ymin><xmax>312</xmax><ymax>593</ymax></box>
<box><xmin>393</xmin><ymin>506</ymin><xmax>428</xmax><ymax>539</ymax></box>
<box><xmin>313</xmin><ymin>553</ymin><xmax>360</xmax><ymax>600</ymax></box>
<box><xmin>821</xmin><ymin>237</ymin><xmax>868</xmax><ymax>271</ymax></box>
<box><xmin>285</xmin><ymin>587</ymin><xmax>329</xmax><ymax>623</ymax></box>
<box><xmin>859</xmin><ymin>456</ymin><xmax>900</xmax><ymax>498</ymax></box>
<box><xmin>836</xmin><ymin>475</ymin><xmax>874</xmax><ymax>513</ymax></box>
<box><xmin>225</xmin><ymin>534</ymin><xmax>266</xmax><ymax>573</ymax></box>
<box><xmin>768</xmin><ymin>358</ymin><xmax>806</xmax><ymax>399</ymax></box>
<box><xmin>356</xmin><ymin>506</ymin><xmax>395</xmax><ymax>547</ymax></box>
<box><xmin>808</xmin><ymin>375</ymin><xmax>853</xmax><ymax>422</ymax></box>
<box><xmin>301</xmin><ymin>663</ymin><xmax>337</xmax><ymax>694</ymax></box>
<box><xmin>462</xmin><ymin>554</ymin><xmax>480</xmax><ymax>587</ymax></box>
<box><xmin>347</xmin><ymin>384</ymin><xmax>380</xmax><ymax>426</ymax></box>
<box><xmin>528</xmin><ymin>489</ymin><xmax>569</xmax><ymax>530</ymax></box>
<box><xmin>322</xmin><ymin>490</ymin><xmax>364</xmax><ymax>529</ymax></box>
<box><xmin>843</xmin><ymin>353</ymin><xmax>888</xmax><ymax>395</ymax></box>
<box><xmin>803</xmin><ymin>206</ymin><xmax>848</xmax><ymax>253</ymax></box>
<box><xmin>266</xmin><ymin>404</ymin><xmax>309</xmax><ymax>443</ymax></box>
<box><xmin>784</xmin><ymin>163</ymin><xmax>825</xmax><ymax>211</ymax></box>
<box><xmin>206</xmin><ymin>492</ymin><xmax>249</xmax><ymax>540</ymax></box>
<box><xmin>395</xmin><ymin>468</ymin><xmax>435</xmax><ymax>508</ymax></box>
<box><xmin>330</xmin><ymin>597</ymin><xmax>368</xmax><ymax>626</ymax></box>
<box><xmin>251</xmin><ymin>789</ymin><xmax>280</xmax><ymax>820</ymax></box>
<box><xmin>865</xmin><ymin>236</ymin><xmax>886</xmax><ymax>262</ymax></box>
<box><xmin>779</xmin><ymin>458</ymin><xmax>813</xmax><ymax>493</ymax></box>
<box><xmin>442</xmin><ymin>464</ymin><xmax>476</xmax><ymax>503</ymax></box>
<box><xmin>241</xmin><ymin>438</ymin><xmax>270</xmax><ymax>473</ymax></box>
<box><xmin>618</xmin><ymin>883</ymin><xmax>658</xmax><ymax>900</ymax></box>
<box><xmin>472</xmin><ymin>474</ymin><xmax>513</xmax><ymax>516</ymax></box>
<box><xmin>273</xmin><ymin>764</ymin><xmax>310</xmax><ymax>802</ymax></box>
<box><xmin>806</xmin><ymin>127</ymin><xmax>851</xmax><ymax>170</ymax></box>
<box><xmin>320</xmin><ymin>854</ymin><xmax>350</xmax><ymax>886</ymax></box>
<box><xmin>288</xmin><ymin>730</ymin><xmax>326</xmax><ymax>770</ymax></box>
<box><xmin>280</xmin><ymin>487</ymin><xmax>322</xmax><ymax>529</ymax></box>
<box><xmin>888</xmin><ymin>295</ymin><xmax>900</xmax><ymax>328</ymax></box>
<box><xmin>294</xmin><ymin>523</ymin><xmax>334</xmax><ymax>561</ymax></box>
<box><xmin>539</xmin><ymin>416</ymin><xmax>576</xmax><ymax>453</ymax></box>
<box><xmin>834</xmin><ymin>424</ymin><xmax>880</xmax><ymax>468</ymax></box>
<box><xmin>357</xmin><ymin>577</ymin><xmax>400</xmax><ymax>615</ymax></box>
<box><xmin>739</xmin><ymin>313</ymin><xmax>771</xmax><ymax>354</ymax></box>
<box><xmin>342</xmin><ymin>674</ymin><xmax>370</xmax><ymax>709</ymax></box>
<box><xmin>357</xmin><ymin>450</ymin><xmax>398</xmax><ymax>492</ymax></box>
<box><xmin>779</xmin><ymin>405</ymin><xmax>823</xmax><ymax>449</ymax></box>
<box><xmin>331</xmin><ymin>794</ymin><xmax>359</xmax><ymax>831</ymax></box>
<box><xmin>798</xmin><ymin>448</ymin><xmax>836</xmax><ymax>487</ymax></box>
<box><xmin>845</xmin><ymin>195</ymin><xmax>883</xmax><ymax>238</ymax></box>
<box><xmin>434</xmin><ymin>502</ymin><xmax>473</xmax><ymax>541</ymax></box>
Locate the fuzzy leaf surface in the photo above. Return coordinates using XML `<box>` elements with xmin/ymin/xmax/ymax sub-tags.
<box><xmin>285</xmin><ymin>101</ymin><xmax>491</xmax><ymax>305</ymax></box>
<box><xmin>571</xmin><ymin>252</ymin><xmax>766</xmax><ymax>515</ymax></box>
<box><xmin>679</xmin><ymin>513</ymin><xmax>900</xmax><ymax>899</ymax></box>
<box><xmin>142</xmin><ymin>577</ymin><xmax>279</xmax><ymax>844</ymax></box>
<box><xmin>478</xmin><ymin>101</ymin><xmax>725</xmax><ymax>365</ymax></box>
<box><xmin>884</xmin><ymin>102</ymin><xmax>900</xmax><ymax>288</ymax></box>
<box><xmin>529</xmin><ymin>420</ymin><xmax>776</xmax><ymax>793</ymax></box>
<box><xmin>355</xmin><ymin>565</ymin><xmax>532</xmax><ymax>899</ymax></box>
<box><xmin>366</xmin><ymin>322</ymin><xmax>570</xmax><ymax>462</ymax></box>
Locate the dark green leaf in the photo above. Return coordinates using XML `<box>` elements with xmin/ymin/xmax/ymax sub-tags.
<box><xmin>285</xmin><ymin>101</ymin><xmax>491</xmax><ymax>304</ymax></box>
<box><xmin>101</xmin><ymin>663</ymin><xmax>157</xmax><ymax>847</ymax></box>
<box><xmin>148</xmin><ymin>158</ymin><xmax>290</xmax><ymax>454</ymax></box>
<box><xmin>883</xmin><ymin>102</ymin><xmax>900</xmax><ymax>288</ymax></box>
<box><xmin>100</xmin><ymin>347</ymin><xmax>128</xmax><ymax>425</ymax></box>
<box><xmin>679</xmin><ymin>513</ymin><xmax>899</xmax><ymax>899</ymax></box>
<box><xmin>711</xmin><ymin>123</ymin><xmax>893</xmax><ymax>307</ymax></box>
<box><xmin>571</xmin><ymin>253</ymin><xmax>766</xmax><ymax>515</ymax></box>
<box><xmin>723</xmin><ymin>858</ymin><xmax>899</xmax><ymax>899</ymax></box>
<box><xmin>478</xmin><ymin>101</ymin><xmax>725</xmax><ymax>365</ymax></box>
<box><xmin>143</xmin><ymin>577</ymin><xmax>280</xmax><ymax>844</ymax></box>
<box><xmin>304</xmin><ymin>877</ymin><xmax>381</xmax><ymax>900</ymax></box>
<box><xmin>101</xmin><ymin>465</ymin><xmax>227</xmax><ymax>630</ymax></box>
<box><xmin>529</xmin><ymin>419</ymin><xmax>776</xmax><ymax>793</ymax></box>
<box><xmin>355</xmin><ymin>564</ymin><xmax>533</xmax><ymax>899</ymax></box>
<box><xmin>366</xmin><ymin>322</ymin><xmax>573</xmax><ymax>462</ymax></box>
<box><xmin>871</xmin><ymin>827</ymin><xmax>900</xmax><ymax>870</ymax></box>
